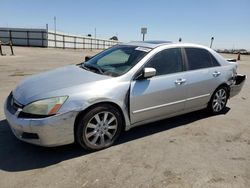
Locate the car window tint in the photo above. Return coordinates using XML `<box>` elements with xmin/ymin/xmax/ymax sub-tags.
<box><xmin>146</xmin><ymin>48</ymin><xmax>183</xmax><ymax>76</ymax></box>
<box><xmin>210</xmin><ymin>54</ymin><xmax>221</xmax><ymax>66</ymax></box>
<box><xmin>84</xmin><ymin>45</ymin><xmax>149</xmax><ymax>77</ymax></box>
<box><xmin>185</xmin><ymin>48</ymin><xmax>213</xmax><ymax>70</ymax></box>
<box><xmin>97</xmin><ymin>49</ymin><xmax>130</xmax><ymax>66</ymax></box>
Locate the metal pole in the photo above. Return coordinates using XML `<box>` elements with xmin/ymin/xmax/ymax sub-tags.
<box><xmin>41</xmin><ymin>31</ymin><xmax>44</xmax><ymax>47</ymax></box>
<box><xmin>54</xmin><ymin>16</ymin><xmax>57</xmax><ymax>34</ymax></box>
<box><xmin>63</xmin><ymin>35</ymin><xmax>65</xmax><ymax>49</ymax></box>
<box><xmin>141</xmin><ymin>28</ymin><xmax>147</xmax><ymax>41</ymax></box>
<box><xmin>54</xmin><ymin>16</ymin><xmax>57</xmax><ymax>48</ymax></box>
<box><xmin>27</xmin><ymin>31</ymin><xmax>30</xmax><ymax>46</ymax></box>
<box><xmin>210</xmin><ymin>37</ymin><xmax>214</xmax><ymax>48</ymax></box>
<box><xmin>45</xmin><ymin>24</ymin><xmax>48</xmax><ymax>47</ymax></box>
<box><xmin>74</xmin><ymin>37</ymin><xmax>76</xmax><ymax>49</ymax></box>
<box><xmin>9</xmin><ymin>30</ymin><xmax>12</xmax><ymax>43</ymax></box>
<box><xmin>10</xmin><ymin>41</ymin><xmax>14</xmax><ymax>55</ymax></box>
<box><xmin>94</xmin><ymin>28</ymin><xmax>96</xmax><ymax>39</ymax></box>
<box><xmin>90</xmin><ymin>38</ymin><xmax>92</xmax><ymax>50</ymax></box>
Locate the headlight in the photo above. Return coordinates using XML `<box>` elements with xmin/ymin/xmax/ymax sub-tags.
<box><xmin>22</xmin><ymin>96</ymin><xmax>68</xmax><ymax>115</ymax></box>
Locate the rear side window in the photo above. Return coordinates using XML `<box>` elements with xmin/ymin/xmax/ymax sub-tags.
<box><xmin>185</xmin><ymin>48</ymin><xmax>213</xmax><ymax>70</ymax></box>
<box><xmin>210</xmin><ymin>54</ymin><xmax>221</xmax><ymax>66</ymax></box>
<box><xmin>146</xmin><ymin>48</ymin><xmax>183</xmax><ymax>76</ymax></box>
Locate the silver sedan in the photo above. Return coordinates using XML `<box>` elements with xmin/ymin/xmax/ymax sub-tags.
<box><xmin>4</xmin><ymin>41</ymin><xmax>246</xmax><ymax>150</ymax></box>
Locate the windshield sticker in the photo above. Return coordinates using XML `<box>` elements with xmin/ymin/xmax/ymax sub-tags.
<box><xmin>135</xmin><ymin>47</ymin><xmax>151</xmax><ymax>52</ymax></box>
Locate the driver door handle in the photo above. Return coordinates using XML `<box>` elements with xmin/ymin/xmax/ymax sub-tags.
<box><xmin>175</xmin><ymin>78</ymin><xmax>186</xmax><ymax>85</ymax></box>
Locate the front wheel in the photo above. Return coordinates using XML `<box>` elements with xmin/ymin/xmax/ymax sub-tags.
<box><xmin>76</xmin><ymin>104</ymin><xmax>123</xmax><ymax>151</ymax></box>
<box><xmin>208</xmin><ymin>86</ymin><xmax>229</xmax><ymax>115</ymax></box>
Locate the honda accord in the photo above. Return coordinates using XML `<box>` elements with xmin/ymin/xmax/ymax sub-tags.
<box><xmin>4</xmin><ymin>41</ymin><xmax>246</xmax><ymax>150</ymax></box>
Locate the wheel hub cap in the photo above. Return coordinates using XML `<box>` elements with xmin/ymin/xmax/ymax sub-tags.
<box><xmin>212</xmin><ymin>89</ymin><xmax>227</xmax><ymax>112</ymax></box>
<box><xmin>84</xmin><ymin>111</ymin><xmax>118</xmax><ymax>147</ymax></box>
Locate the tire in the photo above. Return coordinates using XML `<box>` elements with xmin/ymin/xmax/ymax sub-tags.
<box><xmin>207</xmin><ymin>86</ymin><xmax>229</xmax><ymax>115</ymax></box>
<box><xmin>76</xmin><ymin>104</ymin><xmax>123</xmax><ymax>151</ymax></box>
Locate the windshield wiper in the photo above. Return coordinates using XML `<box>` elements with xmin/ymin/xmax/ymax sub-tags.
<box><xmin>82</xmin><ymin>64</ymin><xmax>104</xmax><ymax>74</ymax></box>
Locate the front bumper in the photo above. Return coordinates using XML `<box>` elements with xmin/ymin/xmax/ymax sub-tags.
<box><xmin>4</xmin><ymin>98</ymin><xmax>78</xmax><ymax>147</ymax></box>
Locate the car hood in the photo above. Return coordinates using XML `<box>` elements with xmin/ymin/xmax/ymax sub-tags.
<box><xmin>13</xmin><ymin>65</ymin><xmax>110</xmax><ymax>105</ymax></box>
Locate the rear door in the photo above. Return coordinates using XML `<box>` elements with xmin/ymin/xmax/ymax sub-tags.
<box><xmin>130</xmin><ymin>48</ymin><xmax>187</xmax><ymax>124</ymax></box>
<box><xmin>184</xmin><ymin>48</ymin><xmax>222</xmax><ymax>110</ymax></box>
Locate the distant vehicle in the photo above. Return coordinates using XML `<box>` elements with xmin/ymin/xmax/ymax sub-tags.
<box><xmin>4</xmin><ymin>41</ymin><xmax>246</xmax><ymax>150</ymax></box>
<box><xmin>110</xmin><ymin>36</ymin><xmax>118</xmax><ymax>41</ymax></box>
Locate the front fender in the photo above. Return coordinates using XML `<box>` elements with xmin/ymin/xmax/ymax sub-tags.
<box><xmin>59</xmin><ymin>80</ymin><xmax>132</xmax><ymax>130</ymax></box>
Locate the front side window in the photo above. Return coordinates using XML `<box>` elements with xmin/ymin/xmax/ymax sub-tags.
<box><xmin>146</xmin><ymin>48</ymin><xmax>183</xmax><ymax>76</ymax></box>
<box><xmin>82</xmin><ymin>45</ymin><xmax>150</xmax><ymax>77</ymax></box>
<box><xmin>185</xmin><ymin>48</ymin><xmax>213</xmax><ymax>70</ymax></box>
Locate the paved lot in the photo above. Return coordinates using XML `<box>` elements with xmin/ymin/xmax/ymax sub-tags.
<box><xmin>0</xmin><ymin>47</ymin><xmax>249</xmax><ymax>188</ymax></box>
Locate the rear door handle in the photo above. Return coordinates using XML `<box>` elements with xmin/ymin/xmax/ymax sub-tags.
<box><xmin>175</xmin><ymin>78</ymin><xmax>186</xmax><ymax>85</ymax></box>
<box><xmin>213</xmin><ymin>71</ymin><xmax>221</xmax><ymax>77</ymax></box>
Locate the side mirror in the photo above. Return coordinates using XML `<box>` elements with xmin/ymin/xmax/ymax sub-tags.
<box><xmin>143</xmin><ymin>68</ymin><xmax>156</xmax><ymax>79</ymax></box>
<box><xmin>85</xmin><ymin>56</ymin><xmax>92</xmax><ymax>61</ymax></box>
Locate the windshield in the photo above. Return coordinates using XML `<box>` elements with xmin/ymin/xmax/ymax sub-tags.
<box><xmin>82</xmin><ymin>45</ymin><xmax>150</xmax><ymax>77</ymax></box>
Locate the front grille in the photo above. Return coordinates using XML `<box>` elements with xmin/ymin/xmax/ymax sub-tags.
<box><xmin>12</xmin><ymin>98</ymin><xmax>23</xmax><ymax>111</ymax></box>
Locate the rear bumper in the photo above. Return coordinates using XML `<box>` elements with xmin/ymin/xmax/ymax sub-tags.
<box><xmin>230</xmin><ymin>74</ymin><xmax>246</xmax><ymax>98</ymax></box>
<box><xmin>4</xmin><ymin>99</ymin><xmax>78</xmax><ymax>147</ymax></box>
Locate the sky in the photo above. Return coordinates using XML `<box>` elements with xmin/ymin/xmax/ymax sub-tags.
<box><xmin>1</xmin><ymin>0</ymin><xmax>250</xmax><ymax>50</ymax></box>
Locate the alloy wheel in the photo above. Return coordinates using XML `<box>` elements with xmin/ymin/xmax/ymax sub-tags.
<box><xmin>212</xmin><ymin>89</ymin><xmax>227</xmax><ymax>112</ymax></box>
<box><xmin>84</xmin><ymin>111</ymin><xmax>118</xmax><ymax>147</ymax></box>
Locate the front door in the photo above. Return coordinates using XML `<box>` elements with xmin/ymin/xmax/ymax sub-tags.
<box><xmin>130</xmin><ymin>47</ymin><xmax>187</xmax><ymax>124</ymax></box>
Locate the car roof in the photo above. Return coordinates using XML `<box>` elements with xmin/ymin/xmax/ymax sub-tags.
<box><xmin>123</xmin><ymin>41</ymin><xmax>173</xmax><ymax>48</ymax></box>
<box><xmin>122</xmin><ymin>41</ymin><xmax>212</xmax><ymax>50</ymax></box>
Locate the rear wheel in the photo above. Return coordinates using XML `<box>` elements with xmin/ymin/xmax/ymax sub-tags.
<box><xmin>76</xmin><ymin>104</ymin><xmax>122</xmax><ymax>151</ymax></box>
<box><xmin>208</xmin><ymin>86</ymin><xmax>229</xmax><ymax>115</ymax></box>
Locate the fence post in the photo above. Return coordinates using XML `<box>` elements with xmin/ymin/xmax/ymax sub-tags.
<box><xmin>9</xmin><ymin>30</ymin><xmax>13</xmax><ymax>44</ymax></box>
<box><xmin>54</xmin><ymin>33</ymin><xmax>57</xmax><ymax>48</ymax></box>
<box><xmin>90</xmin><ymin>38</ymin><xmax>92</xmax><ymax>50</ymax></box>
<box><xmin>63</xmin><ymin>35</ymin><xmax>65</xmax><ymax>49</ymax></box>
<box><xmin>10</xmin><ymin>41</ymin><xmax>14</xmax><ymax>55</ymax></box>
<box><xmin>74</xmin><ymin>36</ymin><xmax>76</xmax><ymax>49</ymax></box>
<box><xmin>41</xmin><ymin>31</ymin><xmax>44</xmax><ymax>47</ymax></box>
<box><xmin>27</xmin><ymin>31</ymin><xmax>30</xmax><ymax>46</ymax></box>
